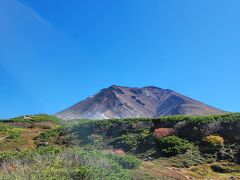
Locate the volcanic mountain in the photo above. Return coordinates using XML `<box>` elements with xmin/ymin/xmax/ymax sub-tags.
<box><xmin>56</xmin><ymin>85</ymin><xmax>224</xmax><ymax>120</ymax></box>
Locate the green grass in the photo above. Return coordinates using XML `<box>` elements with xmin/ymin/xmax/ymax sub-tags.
<box><xmin>0</xmin><ymin>147</ymin><xmax>141</xmax><ymax>180</ymax></box>
<box><xmin>9</xmin><ymin>114</ymin><xmax>62</xmax><ymax>124</ymax></box>
<box><xmin>0</xmin><ymin>122</ymin><xmax>22</xmax><ymax>140</ymax></box>
<box><xmin>0</xmin><ymin>115</ymin><xmax>62</xmax><ymax>152</ymax></box>
<box><xmin>35</xmin><ymin>126</ymin><xmax>61</xmax><ymax>146</ymax></box>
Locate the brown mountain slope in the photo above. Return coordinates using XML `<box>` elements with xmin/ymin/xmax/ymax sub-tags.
<box><xmin>56</xmin><ymin>85</ymin><xmax>224</xmax><ymax>120</ymax></box>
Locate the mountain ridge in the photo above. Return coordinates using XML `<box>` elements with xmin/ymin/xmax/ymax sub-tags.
<box><xmin>56</xmin><ymin>85</ymin><xmax>224</xmax><ymax>120</ymax></box>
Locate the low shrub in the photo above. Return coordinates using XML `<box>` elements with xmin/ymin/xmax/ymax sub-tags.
<box><xmin>71</xmin><ymin>166</ymin><xmax>92</xmax><ymax>179</ymax></box>
<box><xmin>201</xmin><ymin>135</ymin><xmax>224</xmax><ymax>154</ymax></box>
<box><xmin>36</xmin><ymin>127</ymin><xmax>61</xmax><ymax>144</ymax></box>
<box><xmin>157</xmin><ymin>135</ymin><xmax>191</xmax><ymax>156</ymax></box>
<box><xmin>211</xmin><ymin>162</ymin><xmax>240</xmax><ymax>173</ymax></box>
<box><xmin>153</xmin><ymin>128</ymin><xmax>175</xmax><ymax>138</ymax></box>
<box><xmin>107</xmin><ymin>153</ymin><xmax>141</xmax><ymax>169</ymax></box>
<box><xmin>11</xmin><ymin>114</ymin><xmax>62</xmax><ymax>124</ymax></box>
<box><xmin>110</xmin><ymin>131</ymin><xmax>149</xmax><ymax>151</ymax></box>
<box><xmin>203</xmin><ymin>135</ymin><xmax>224</xmax><ymax>146</ymax></box>
<box><xmin>112</xmin><ymin>149</ymin><xmax>126</xmax><ymax>155</ymax></box>
<box><xmin>6</xmin><ymin>129</ymin><xmax>21</xmax><ymax>140</ymax></box>
<box><xmin>0</xmin><ymin>148</ymin><xmax>138</xmax><ymax>179</ymax></box>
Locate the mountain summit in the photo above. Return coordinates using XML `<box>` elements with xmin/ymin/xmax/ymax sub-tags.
<box><xmin>56</xmin><ymin>85</ymin><xmax>224</xmax><ymax>120</ymax></box>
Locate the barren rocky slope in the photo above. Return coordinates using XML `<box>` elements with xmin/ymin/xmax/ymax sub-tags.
<box><xmin>56</xmin><ymin>85</ymin><xmax>224</xmax><ymax>120</ymax></box>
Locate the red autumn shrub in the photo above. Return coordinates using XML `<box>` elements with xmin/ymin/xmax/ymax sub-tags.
<box><xmin>153</xmin><ymin>128</ymin><xmax>175</xmax><ymax>138</ymax></box>
<box><xmin>112</xmin><ymin>149</ymin><xmax>126</xmax><ymax>155</ymax></box>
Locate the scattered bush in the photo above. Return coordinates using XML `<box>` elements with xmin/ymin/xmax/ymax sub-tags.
<box><xmin>110</xmin><ymin>132</ymin><xmax>148</xmax><ymax>151</ymax></box>
<box><xmin>36</xmin><ymin>127</ymin><xmax>61</xmax><ymax>144</ymax></box>
<box><xmin>88</xmin><ymin>134</ymin><xmax>103</xmax><ymax>144</ymax></box>
<box><xmin>0</xmin><ymin>148</ymin><xmax>137</xmax><ymax>179</ymax></box>
<box><xmin>107</xmin><ymin>153</ymin><xmax>141</xmax><ymax>169</ymax></box>
<box><xmin>190</xmin><ymin>164</ymin><xmax>212</xmax><ymax>177</ymax></box>
<box><xmin>211</xmin><ymin>162</ymin><xmax>240</xmax><ymax>173</ymax></box>
<box><xmin>71</xmin><ymin>166</ymin><xmax>92</xmax><ymax>179</ymax></box>
<box><xmin>157</xmin><ymin>136</ymin><xmax>191</xmax><ymax>156</ymax></box>
<box><xmin>201</xmin><ymin>135</ymin><xmax>224</xmax><ymax>154</ymax></box>
<box><xmin>0</xmin><ymin>123</ymin><xmax>22</xmax><ymax>140</ymax></box>
<box><xmin>203</xmin><ymin>135</ymin><xmax>224</xmax><ymax>146</ymax></box>
<box><xmin>7</xmin><ymin>129</ymin><xmax>21</xmax><ymax>140</ymax></box>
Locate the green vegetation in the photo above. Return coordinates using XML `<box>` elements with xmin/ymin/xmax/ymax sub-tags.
<box><xmin>1</xmin><ymin>113</ymin><xmax>240</xmax><ymax>179</ymax></box>
<box><xmin>59</xmin><ymin>113</ymin><xmax>240</xmax><ymax>179</ymax></box>
<box><xmin>10</xmin><ymin>114</ymin><xmax>62</xmax><ymax>124</ymax></box>
<box><xmin>0</xmin><ymin>123</ymin><xmax>22</xmax><ymax>140</ymax></box>
<box><xmin>0</xmin><ymin>147</ymin><xmax>140</xmax><ymax>180</ymax></box>
<box><xmin>0</xmin><ymin>114</ymin><xmax>61</xmax><ymax>152</ymax></box>
<box><xmin>211</xmin><ymin>162</ymin><xmax>240</xmax><ymax>173</ymax></box>
<box><xmin>0</xmin><ymin>114</ymin><xmax>142</xmax><ymax>179</ymax></box>
<box><xmin>35</xmin><ymin>126</ymin><xmax>61</xmax><ymax>145</ymax></box>
<box><xmin>110</xmin><ymin>131</ymin><xmax>149</xmax><ymax>151</ymax></box>
<box><xmin>106</xmin><ymin>152</ymin><xmax>141</xmax><ymax>169</ymax></box>
<box><xmin>203</xmin><ymin>135</ymin><xmax>224</xmax><ymax>146</ymax></box>
<box><xmin>6</xmin><ymin>128</ymin><xmax>21</xmax><ymax>139</ymax></box>
<box><xmin>63</xmin><ymin>113</ymin><xmax>240</xmax><ymax>158</ymax></box>
<box><xmin>156</xmin><ymin>136</ymin><xmax>191</xmax><ymax>156</ymax></box>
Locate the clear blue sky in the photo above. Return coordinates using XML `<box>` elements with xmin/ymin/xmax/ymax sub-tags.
<box><xmin>0</xmin><ymin>0</ymin><xmax>240</xmax><ymax>118</ymax></box>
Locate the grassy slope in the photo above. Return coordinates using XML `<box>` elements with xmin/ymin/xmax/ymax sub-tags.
<box><xmin>0</xmin><ymin>114</ymin><xmax>61</xmax><ymax>152</ymax></box>
<box><xmin>61</xmin><ymin>113</ymin><xmax>240</xmax><ymax>179</ymax></box>
<box><xmin>0</xmin><ymin>114</ymin><xmax>141</xmax><ymax>180</ymax></box>
<box><xmin>1</xmin><ymin>113</ymin><xmax>240</xmax><ymax>179</ymax></box>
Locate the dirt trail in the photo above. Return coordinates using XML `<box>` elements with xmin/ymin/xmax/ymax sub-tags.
<box><xmin>141</xmin><ymin>161</ymin><xmax>190</xmax><ymax>180</ymax></box>
<box><xmin>139</xmin><ymin>161</ymin><xmax>240</xmax><ymax>180</ymax></box>
<box><xmin>21</xmin><ymin>128</ymin><xmax>42</xmax><ymax>149</ymax></box>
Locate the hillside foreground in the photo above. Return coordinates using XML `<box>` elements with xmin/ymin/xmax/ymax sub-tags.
<box><xmin>1</xmin><ymin>114</ymin><xmax>240</xmax><ymax>179</ymax></box>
